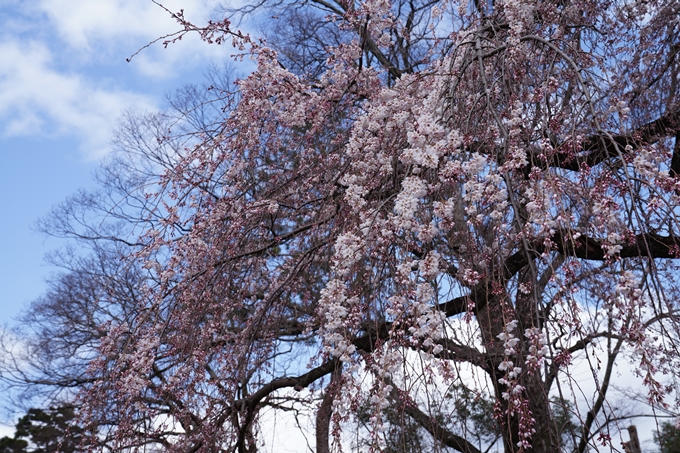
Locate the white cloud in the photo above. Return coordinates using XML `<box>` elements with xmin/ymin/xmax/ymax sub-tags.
<box><xmin>36</xmin><ymin>0</ymin><xmax>219</xmax><ymax>51</ymax></box>
<box><xmin>0</xmin><ymin>39</ymin><xmax>157</xmax><ymax>159</ymax></box>
<box><xmin>0</xmin><ymin>0</ymin><xmax>252</xmax><ymax>159</ymax></box>
<box><xmin>0</xmin><ymin>424</ymin><xmax>12</xmax><ymax>438</ymax></box>
<box><xmin>33</xmin><ymin>0</ymin><xmax>235</xmax><ymax>77</ymax></box>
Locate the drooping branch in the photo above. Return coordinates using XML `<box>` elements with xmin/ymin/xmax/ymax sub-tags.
<box><xmin>553</xmin><ymin>231</ymin><xmax>680</xmax><ymax>260</ymax></box>
<box><xmin>306</xmin><ymin>0</ymin><xmax>403</xmax><ymax>80</ymax></box>
<box><xmin>434</xmin><ymin>338</ymin><xmax>490</xmax><ymax>373</ymax></box>
<box><xmin>545</xmin><ymin>331</ymin><xmax>620</xmax><ymax>390</ymax></box>
<box><xmin>670</xmin><ymin>132</ymin><xmax>680</xmax><ymax>177</ymax></box>
<box><xmin>233</xmin><ymin>359</ymin><xmax>339</xmax><ymax>413</ymax></box>
<box><xmin>211</xmin><ymin>358</ymin><xmax>339</xmax><ymax>451</ymax></box>
<box><xmin>387</xmin><ymin>382</ymin><xmax>483</xmax><ymax>453</ymax></box>
<box><xmin>502</xmin><ymin>231</ymin><xmax>680</xmax><ymax>269</ymax></box>
<box><xmin>436</xmin><ymin>249</ymin><xmax>538</xmax><ymax>319</ymax></box>
<box><xmin>352</xmin><ymin>322</ymin><xmax>391</xmax><ymax>353</ymax></box>
<box><xmin>551</xmin><ymin>110</ymin><xmax>680</xmax><ymax>171</ymax></box>
<box><xmin>437</xmin><ymin>287</ymin><xmax>489</xmax><ymax>318</ymax></box>
<box><xmin>577</xmin><ymin>337</ymin><xmax>624</xmax><ymax>453</ymax></box>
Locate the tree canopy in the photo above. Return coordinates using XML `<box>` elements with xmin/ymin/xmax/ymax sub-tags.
<box><xmin>3</xmin><ymin>0</ymin><xmax>680</xmax><ymax>452</ymax></box>
<box><xmin>656</xmin><ymin>422</ymin><xmax>680</xmax><ymax>453</ymax></box>
<box><xmin>0</xmin><ymin>407</ymin><xmax>84</xmax><ymax>453</ymax></box>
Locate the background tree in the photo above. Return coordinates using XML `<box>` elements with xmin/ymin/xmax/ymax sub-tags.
<box><xmin>0</xmin><ymin>406</ymin><xmax>84</xmax><ymax>453</ymax></box>
<box><xmin>656</xmin><ymin>422</ymin><xmax>680</xmax><ymax>453</ymax></box>
<box><xmin>3</xmin><ymin>0</ymin><xmax>680</xmax><ymax>452</ymax></box>
<box><xmin>0</xmin><ymin>436</ymin><xmax>27</xmax><ymax>453</ymax></box>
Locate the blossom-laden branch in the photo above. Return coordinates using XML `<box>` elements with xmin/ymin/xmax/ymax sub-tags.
<box><xmin>26</xmin><ymin>0</ymin><xmax>680</xmax><ymax>452</ymax></box>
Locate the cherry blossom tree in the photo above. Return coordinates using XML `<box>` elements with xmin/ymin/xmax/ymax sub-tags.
<box><xmin>8</xmin><ymin>0</ymin><xmax>680</xmax><ymax>452</ymax></box>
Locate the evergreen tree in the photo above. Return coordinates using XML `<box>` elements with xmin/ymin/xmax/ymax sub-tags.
<box><xmin>0</xmin><ymin>436</ymin><xmax>28</xmax><ymax>453</ymax></box>
<box><xmin>0</xmin><ymin>407</ymin><xmax>84</xmax><ymax>453</ymax></box>
<box><xmin>655</xmin><ymin>422</ymin><xmax>680</xmax><ymax>453</ymax></box>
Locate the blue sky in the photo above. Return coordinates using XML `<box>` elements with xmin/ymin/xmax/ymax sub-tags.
<box><xmin>0</xmin><ymin>0</ymin><xmax>236</xmax><ymax>329</ymax></box>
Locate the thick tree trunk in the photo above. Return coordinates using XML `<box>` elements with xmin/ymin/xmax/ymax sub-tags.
<box><xmin>316</xmin><ymin>366</ymin><xmax>341</xmax><ymax>453</ymax></box>
<box><xmin>316</xmin><ymin>386</ymin><xmax>333</xmax><ymax>453</ymax></box>
<box><xmin>488</xmin><ymin>369</ymin><xmax>558</xmax><ymax>453</ymax></box>
<box><xmin>476</xmin><ymin>291</ymin><xmax>559</xmax><ymax>453</ymax></box>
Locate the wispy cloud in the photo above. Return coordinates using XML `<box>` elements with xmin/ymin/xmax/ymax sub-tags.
<box><xmin>0</xmin><ymin>40</ymin><xmax>157</xmax><ymax>159</ymax></box>
<box><xmin>35</xmin><ymin>0</ymin><xmax>229</xmax><ymax>68</ymax></box>
<box><xmin>0</xmin><ymin>0</ymin><xmax>231</xmax><ymax>159</ymax></box>
<box><xmin>36</xmin><ymin>0</ymin><xmax>218</xmax><ymax>50</ymax></box>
